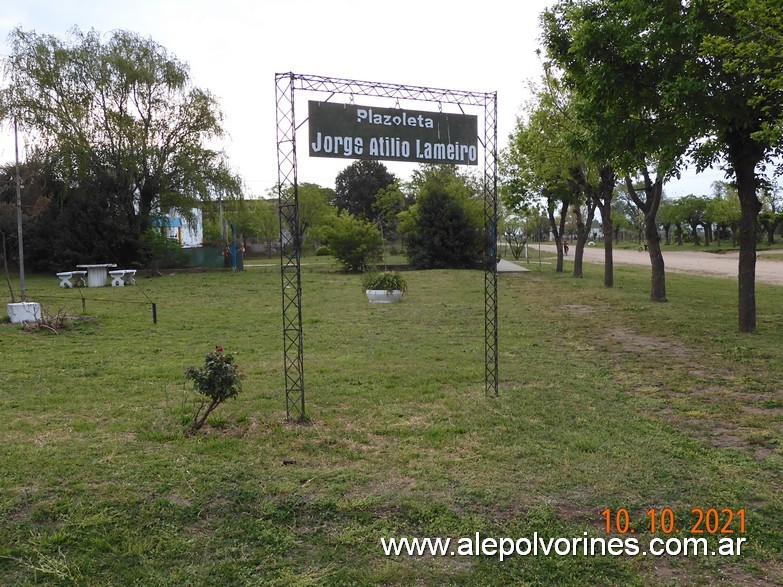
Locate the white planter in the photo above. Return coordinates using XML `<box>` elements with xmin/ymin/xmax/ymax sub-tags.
<box><xmin>7</xmin><ymin>302</ymin><xmax>42</xmax><ymax>324</ymax></box>
<box><xmin>365</xmin><ymin>289</ymin><xmax>404</xmax><ymax>303</ymax></box>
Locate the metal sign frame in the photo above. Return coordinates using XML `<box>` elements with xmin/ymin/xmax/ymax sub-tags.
<box><xmin>275</xmin><ymin>72</ymin><xmax>498</xmax><ymax>422</ymax></box>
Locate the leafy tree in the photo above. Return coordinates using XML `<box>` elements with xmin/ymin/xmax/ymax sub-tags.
<box><xmin>1</xmin><ymin>27</ymin><xmax>241</xmax><ymax>252</ymax></box>
<box><xmin>757</xmin><ymin>211</ymin><xmax>783</xmax><ymax>246</ymax></box>
<box><xmin>202</xmin><ymin>213</ymin><xmax>223</xmax><ymax>245</ymax></box>
<box><xmin>516</xmin><ymin>204</ymin><xmax>550</xmax><ymax>243</ymax></box>
<box><xmin>31</xmin><ymin>184</ymin><xmax>139</xmax><ymax>270</ymax></box>
<box><xmin>543</xmin><ymin>0</ymin><xmax>696</xmax><ymax>302</ymax></box>
<box><xmin>401</xmin><ymin>189</ymin><xmax>482</xmax><ymax>269</ymax></box>
<box><xmin>697</xmin><ymin>0</ymin><xmax>783</xmax><ymax>141</ymax></box>
<box><xmin>706</xmin><ymin>182</ymin><xmax>741</xmax><ymax>247</ymax></box>
<box><xmin>498</xmin><ymin>205</ymin><xmax>549</xmax><ymax>254</ymax></box>
<box><xmin>1</xmin><ymin>152</ymin><xmax>142</xmax><ymax>270</ymax></box>
<box><xmin>251</xmin><ymin>198</ymin><xmax>281</xmax><ymax>257</ymax></box>
<box><xmin>757</xmin><ymin>182</ymin><xmax>783</xmax><ymax>245</ymax></box>
<box><xmin>208</xmin><ymin>194</ymin><xmax>279</xmax><ymax>254</ymax></box>
<box><xmin>568</xmin><ymin>165</ymin><xmax>616</xmax><ymax>282</ymax></box>
<box><xmin>677</xmin><ymin>195</ymin><xmax>709</xmax><ymax>246</ymax></box>
<box><xmin>658</xmin><ymin>198</ymin><xmax>678</xmax><ymax>246</ymax></box>
<box><xmin>509</xmin><ymin>74</ymin><xmax>610</xmax><ymax>280</ymax></box>
<box><xmin>679</xmin><ymin>1</ymin><xmax>783</xmax><ymax>331</ymax></box>
<box><xmin>0</xmin><ymin>159</ymin><xmax>41</xmax><ymax>269</ymax></box>
<box><xmin>296</xmin><ymin>183</ymin><xmax>337</xmax><ymax>248</ymax></box>
<box><xmin>271</xmin><ymin>182</ymin><xmax>337</xmax><ymax>254</ymax></box>
<box><xmin>533</xmin><ymin>72</ymin><xmax>618</xmax><ymax>283</ymax></box>
<box><xmin>501</xmin><ymin>84</ymin><xmax>580</xmax><ymax>273</ymax></box>
<box><xmin>372</xmin><ymin>182</ymin><xmax>406</xmax><ymax>246</ymax></box>
<box><xmin>409</xmin><ymin>165</ymin><xmax>484</xmax><ymax>229</ymax></box>
<box><xmin>612</xmin><ymin>185</ymin><xmax>646</xmax><ymax>244</ymax></box>
<box><xmin>334</xmin><ymin>160</ymin><xmax>396</xmax><ymax>219</ymax></box>
<box><xmin>758</xmin><ymin>182</ymin><xmax>783</xmax><ymax>215</ymax></box>
<box><xmin>401</xmin><ymin>165</ymin><xmax>483</xmax><ymax>270</ymax></box>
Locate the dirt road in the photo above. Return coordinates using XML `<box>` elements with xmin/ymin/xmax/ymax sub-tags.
<box><xmin>537</xmin><ymin>245</ymin><xmax>783</xmax><ymax>286</ymax></box>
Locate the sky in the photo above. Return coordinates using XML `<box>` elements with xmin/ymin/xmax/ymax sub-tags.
<box><xmin>0</xmin><ymin>0</ymin><xmax>727</xmax><ymax>199</ymax></box>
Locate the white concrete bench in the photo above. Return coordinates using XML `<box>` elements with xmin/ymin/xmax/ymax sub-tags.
<box><xmin>109</xmin><ymin>269</ymin><xmax>137</xmax><ymax>287</ymax></box>
<box><xmin>56</xmin><ymin>271</ymin><xmax>87</xmax><ymax>288</ymax></box>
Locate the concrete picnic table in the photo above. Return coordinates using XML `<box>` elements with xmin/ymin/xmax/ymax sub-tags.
<box><xmin>76</xmin><ymin>263</ymin><xmax>118</xmax><ymax>287</ymax></box>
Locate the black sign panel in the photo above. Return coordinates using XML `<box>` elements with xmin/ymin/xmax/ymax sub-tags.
<box><xmin>308</xmin><ymin>101</ymin><xmax>478</xmax><ymax>165</ymax></box>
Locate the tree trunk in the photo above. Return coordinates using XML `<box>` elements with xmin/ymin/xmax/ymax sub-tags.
<box><xmin>728</xmin><ymin>137</ymin><xmax>763</xmax><ymax>333</ymax></box>
<box><xmin>766</xmin><ymin>225</ymin><xmax>776</xmax><ymax>246</ymax></box>
<box><xmin>625</xmin><ymin>172</ymin><xmax>666</xmax><ymax>302</ymax></box>
<box><xmin>737</xmin><ymin>199</ymin><xmax>760</xmax><ymax>333</ymax></box>
<box><xmin>689</xmin><ymin>222</ymin><xmax>701</xmax><ymax>245</ymax></box>
<box><xmin>646</xmin><ymin>220</ymin><xmax>666</xmax><ymax>302</ymax></box>
<box><xmin>663</xmin><ymin>224</ymin><xmax>671</xmax><ymax>245</ymax></box>
<box><xmin>572</xmin><ymin>202</ymin><xmax>596</xmax><ymax>279</ymax></box>
<box><xmin>547</xmin><ymin>198</ymin><xmax>569</xmax><ymax>273</ymax></box>
<box><xmin>602</xmin><ymin>213</ymin><xmax>614</xmax><ymax>287</ymax></box>
<box><xmin>737</xmin><ymin>198</ymin><xmax>759</xmax><ymax>332</ymax></box>
<box><xmin>571</xmin><ymin>191</ymin><xmax>584</xmax><ymax>278</ymax></box>
<box><xmin>596</xmin><ymin>167</ymin><xmax>616</xmax><ymax>287</ymax></box>
<box><xmin>138</xmin><ymin>183</ymin><xmax>157</xmax><ymax>234</ymax></box>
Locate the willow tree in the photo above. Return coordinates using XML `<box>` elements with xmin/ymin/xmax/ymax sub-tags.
<box><xmin>1</xmin><ymin>27</ymin><xmax>240</xmax><ymax>241</ymax></box>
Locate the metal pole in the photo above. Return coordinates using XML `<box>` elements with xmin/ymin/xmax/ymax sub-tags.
<box><xmin>14</xmin><ymin>118</ymin><xmax>26</xmax><ymax>302</ymax></box>
<box><xmin>276</xmin><ymin>72</ymin><xmax>306</xmax><ymax>422</ymax></box>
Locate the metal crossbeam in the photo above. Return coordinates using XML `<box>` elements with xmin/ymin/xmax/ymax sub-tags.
<box><xmin>291</xmin><ymin>73</ymin><xmax>493</xmax><ymax>107</ymax></box>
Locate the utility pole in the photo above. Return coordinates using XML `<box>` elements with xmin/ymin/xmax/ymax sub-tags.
<box><xmin>14</xmin><ymin>117</ymin><xmax>26</xmax><ymax>302</ymax></box>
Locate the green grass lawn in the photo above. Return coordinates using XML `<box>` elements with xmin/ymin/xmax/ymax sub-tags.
<box><xmin>1</xmin><ymin>258</ymin><xmax>781</xmax><ymax>586</ymax></box>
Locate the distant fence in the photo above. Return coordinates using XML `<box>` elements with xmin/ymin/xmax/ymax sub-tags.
<box><xmin>182</xmin><ymin>246</ymin><xmax>224</xmax><ymax>268</ymax></box>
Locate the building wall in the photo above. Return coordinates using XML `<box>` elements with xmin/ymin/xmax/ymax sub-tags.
<box><xmin>164</xmin><ymin>208</ymin><xmax>203</xmax><ymax>248</ymax></box>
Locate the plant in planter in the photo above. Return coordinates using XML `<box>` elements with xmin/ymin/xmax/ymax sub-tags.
<box><xmin>362</xmin><ymin>270</ymin><xmax>407</xmax><ymax>303</ymax></box>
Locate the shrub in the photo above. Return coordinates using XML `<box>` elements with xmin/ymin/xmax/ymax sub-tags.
<box><xmin>139</xmin><ymin>228</ymin><xmax>187</xmax><ymax>270</ymax></box>
<box><xmin>315</xmin><ymin>245</ymin><xmax>332</xmax><ymax>256</ymax></box>
<box><xmin>401</xmin><ymin>189</ymin><xmax>482</xmax><ymax>269</ymax></box>
<box><xmin>321</xmin><ymin>212</ymin><xmax>382</xmax><ymax>272</ymax></box>
<box><xmin>184</xmin><ymin>346</ymin><xmax>242</xmax><ymax>434</ymax></box>
<box><xmin>362</xmin><ymin>270</ymin><xmax>407</xmax><ymax>293</ymax></box>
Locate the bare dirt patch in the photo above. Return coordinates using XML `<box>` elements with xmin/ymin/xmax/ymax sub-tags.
<box><xmin>541</xmin><ymin>245</ymin><xmax>783</xmax><ymax>285</ymax></box>
<box><xmin>602</xmin><ymin>326</ymin><xmax>782</xmax><ymax>460</ymax></box>
<box><xmin>603</xmin><ymin>326</ymin><xmax>693</xmax><ymax>361</ymax></box>
<box><xmin>561</xmin><ymin>304</ymin><xmax>595</xmax><ymax>314</ymax></box>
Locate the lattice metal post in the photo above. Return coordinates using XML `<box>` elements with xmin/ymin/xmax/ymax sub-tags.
<box><xmin>483</xmin><ymin>93</ymin><xmax>499</xmax><ymax>397</ymax></box>
<box><xmin>275</xmin><ymin>73</ymin><xmax>306</xmax><ymax>421</ymax></box>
